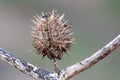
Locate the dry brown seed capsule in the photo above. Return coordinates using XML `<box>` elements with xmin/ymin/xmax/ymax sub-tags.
<box><xmin>31</xmin><ymin>10</ymin><xmax>74</xmax><ymax>61</ymax></box>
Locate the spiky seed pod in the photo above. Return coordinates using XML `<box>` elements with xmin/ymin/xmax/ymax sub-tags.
<box><xmin>31</xmin><ymin>10</ymin><xmax>74</xmax><ymax>60</ymax></box>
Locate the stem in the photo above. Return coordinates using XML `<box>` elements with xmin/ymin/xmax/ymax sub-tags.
<box><xmin>54</xmin><ymin>59</ymin><xmax>60</xmax><ymax>73</ymax></box>
<box><xmin>59</xmin><ymin>34</ymin><xmax>120</xmax><ymax>80</ymax></box>
<box><xmin>0</xmin><ymin>48</ymin><xmax>57</xmax><ymax>80</ymax></box>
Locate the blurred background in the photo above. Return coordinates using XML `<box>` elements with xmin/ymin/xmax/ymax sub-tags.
<box><xmin>0</xmin><ymin>0</ymin><xmax>120</xmax><ymax>80</ymax></box>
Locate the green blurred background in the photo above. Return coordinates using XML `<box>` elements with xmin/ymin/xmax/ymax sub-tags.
<box><xmin>0</xmin><ymin>0</ymin><xmax>120</xmax><ymax>80</ymax></box>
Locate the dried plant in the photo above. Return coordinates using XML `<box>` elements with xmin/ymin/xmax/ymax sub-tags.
<box><xmin>31</xmin><ymin>10</ymin><xmax>74</xmax><ymax>72</ymax></box>
<box><xmin>0</xmin><ymin>9</ymin><xmax>120</xmax><ymax>80</ymax></box>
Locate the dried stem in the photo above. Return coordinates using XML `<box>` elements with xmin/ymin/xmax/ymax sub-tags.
<box><xmin>54</xmin><ymin>59</ymin><xmax>60</xmax><ymax>73</ymax></box>
<box><xmin>0</xmin><ymin>34</ymin><xmax>120</xmax><ymax>80</ymax></box>
<box><xmin>58</xmin><ymin>34</ymin><xmax>120</xmax><ymax>80</ymax></box>
<box><xmin>0</xmin><ymin>48</ymin><xmax>57</xmax><ymax>80</ymax></box>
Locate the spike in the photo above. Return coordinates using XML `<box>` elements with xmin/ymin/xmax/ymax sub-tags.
<box><xmin>31</xmin><ymin>10</ymin><xmax>74</xmax><ymax>60</ymax></box>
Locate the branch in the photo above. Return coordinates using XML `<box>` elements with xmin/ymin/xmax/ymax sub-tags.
<box><xmin>0</xmin><ymin>34</ymin><xmax>120</xmax><ymax>80</ymax></box>
<box><xmin>0</xmin><ymin>48</ymin><xmax>57</xmax><ymax>80</ymax></box>
<box><xmin>58</xmin><ymin>34</ymin><xmax>120</xmax><ymax>80</ymax></box>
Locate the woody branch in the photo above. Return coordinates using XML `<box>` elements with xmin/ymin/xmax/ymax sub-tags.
<box><xmin>0</xmin><ymin>48</ymin><xmax>57</xmax><ymax>80</ymax></box>
<box><xmin>0</xmin><ymin>34</ymin><xmax>120</xmax><ymax>80</ymax></box>
<box><xmin>58</xmin><ymin>34</ymin><xmax>120</xmax><ymax>80</ymax></box>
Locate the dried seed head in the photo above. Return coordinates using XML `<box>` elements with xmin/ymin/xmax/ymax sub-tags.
<box><xmin>31</xmin><ymin>10</ymin><xmax>74</xmax><ymax>60</ymax></box>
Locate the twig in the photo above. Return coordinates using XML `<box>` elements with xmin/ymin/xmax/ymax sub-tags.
<box><xmin>58</xmin><ymin>34</ymin><xmax>120</xmax><ymax>80</ymax></box>
<box><xmin>0</xmin><ymin>34</ymin><xmax>120</xmax><ymax>80</ymax></box>
<box><xmin>0</xmin><ymin>48</ymin><xmax>57</xmax><ymax>80</ymax></box>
